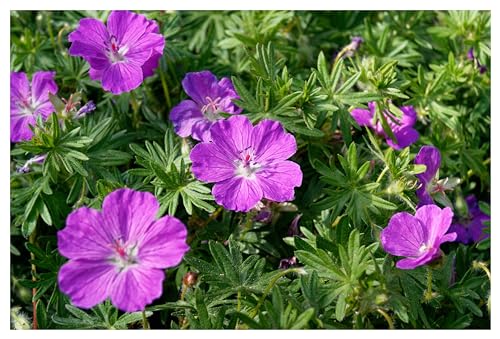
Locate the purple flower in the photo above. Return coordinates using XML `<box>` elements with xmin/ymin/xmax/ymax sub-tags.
<box><xmin>350</xmin><ymin>102</ymin><xmax>419</xmax><ymax>150</ymax></box>
<box><xmin>57</xmin><ymin>188</ymin><xmax>189</xmax><ymax>312</ymax></box>
<box><xmin>278</xmin><ymin>256</ymin><xmax>297</xmax><ymax>269</ymax></box>
<box><xmin>10</xmin><ymin>71</ymin><xmax>58</xmax><ymax>142</ymax></box>
<box><xmin>380</xmin><ymin>205</ymin><xmax>457</xmax><ymax>270</ymax></box>
<box><xmin>467</xmin><ymin>47</ymin><xmax>488</xmax><ymax>74</ymax></box>
<box><xmin>68</xmin><ymin>10</ymin><xmax>165</xmax><ymax>95</ymax></box>
<box><xmin>170</xmin><ymin>71</ymin><xmax>242</xmax><ymax>142</ymax></box>
<box><xmin>345</xmin><ymin>36</ymin><xmax>363</xmax><ymax>57</ymax></box>
<box><xmin>467</xmin><ymin>48</ymin><xmax>475</xmax><ymax>61</ymax></box>
<box><xmin>448</xmin><ymin>195</ymin><xmax>490</xmax><ymax>244</ymax></box>
<box><xmin>190</xmin><ymin>115</ymin><xmax>302</xmax><ymax>212</ymax></box>
<box><xmin>75</xmin><ymin>100</ymin><xmax>96</xmax><ymax>119</ymax></box>
<box><xmin>414</xmin><ymin>145</ymin><xmax>441</xmax><ymax>206</ymax></box>
<box><xmin>16</xmin><ymin>154</ymin><xmax>46</xmax><ymax>173</ymax></box>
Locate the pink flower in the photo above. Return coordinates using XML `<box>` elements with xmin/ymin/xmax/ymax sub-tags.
<box><xmin>57</xmin><ymin>188</ymin><xmax>189</xmax><ymax>312</ymax></box>
<box><xmin>68</xmin><ymin>11</ymin><xmax>165</xmax><ymax>95</ymax></box>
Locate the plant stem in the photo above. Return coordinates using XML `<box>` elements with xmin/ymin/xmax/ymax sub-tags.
<box><xmin>130</xmin><ymin>91</ymin><xmax>140</xmax><ymax>129</ymax></box>
<box><xmin>46</xmin><ymin>12</ymin><xmax>56</xmax><ymax>50</ymax></box>
<box><xmin>142</xmin><ymin>310</ymin><xmax>150</xmax><ymax>330</ymax></box>
<box><xmin>424</xmin><ymin>266</ymin><xmax>433</xmax><ymax>302</ymax></box>
<box><xmin>376</xmin><ymin>308</ymin><xmax>394</xmax><ymax>329</ymax></box>
<box><xmin>159</xmin><ymin>65</ymin><xmax>172</xmax><ymax>111</ymax></box>
<box><xmin>29</xmin><ymin>230</ymin><xmax>38</xmax><ymax>329</ymax></box>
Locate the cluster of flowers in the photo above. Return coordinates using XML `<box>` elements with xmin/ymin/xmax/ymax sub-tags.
<box><xmin>10</xmin><ymin>10</ymin><xmax>489</xmax><ymax>313</ymax></box>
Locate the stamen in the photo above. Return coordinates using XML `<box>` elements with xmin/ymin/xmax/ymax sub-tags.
<box><xmin>234</xmin><ymin>147</ymin><xmax>261</xmax><ymax>178</ymax></box>
<box><xmin>201</xmin><ymin>96</ymin><xmax>222</xmax><ymax>117</ymax></box>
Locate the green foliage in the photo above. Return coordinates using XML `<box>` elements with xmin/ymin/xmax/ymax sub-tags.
<box><xmin>10</xmin><ymin>10</ymin><xmax>490</xmax><ymax>329</ymax></box>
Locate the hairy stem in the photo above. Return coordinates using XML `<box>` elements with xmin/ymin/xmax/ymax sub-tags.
<box><xmin>424</xmin><ymin>266</ymin><xmax>433</xmax><ymax>302</ymax></box>
<box><xmin>142</xmin><ymin>310</ymin><xmax>150</xmax><ymax>330</ymax></box>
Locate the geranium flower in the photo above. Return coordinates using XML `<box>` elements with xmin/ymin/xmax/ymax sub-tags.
<box><xmin>10</xmin><ymin>71</ymin><xmax>58</xmax><ymax>142</ymax></box>
<box><xmin>57</xmin><ymin>188</ymin><xmax>189</xmax><ymax>312</ymax></box>
<box><xmin>448</xmin><ymin>195</ymin><xmax>490</xmax><ymax>244</ymax></box>
<box><xmin>68</xmin><ymin>10</ymin><xmax>165</xmax><ymax>95</ymax></box>
<box><xmin>169</xmin><ymin>71</ymin><xmax>242</xmax><ymax>142</ymax></box>
<box><xmin>350</xmin><ymin>101</ymin><xmax>419</xmax><ymax>150</ymax></box>
<box><xmin>190</xmin><ymin>115</ymin><xmax>302</xmax><ymax>212</ymax></box>
<box><xmin>380</xmin><ymin>205</ymin><xmax>457</xmax><ymax>270</ymax></box>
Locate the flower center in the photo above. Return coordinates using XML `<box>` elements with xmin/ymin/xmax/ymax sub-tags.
<box><xmin>419</xmin><ymin>243</ymin><xmax>429</xmax><ymax>254</ymax></box>
<box><xmin>16</xmin><ymin>97</ymin><xmax>37</xmax><ymax>116</ymax></box>
<box><xmin>234</xmin><ymin>147</ymin><xmax>261</xmax><ymax>179</ymax></box>
<box><xmin>201</xmin><ymin>96</ymin><xmax>222</xmax><ymax>120</ymax></box>
<box><xmin>106</xmin><ymin>36</ymin><xmax>128</xmax><ymax>64</ymax></box>
<box><xmin>109</xmin><ymin>239</ymin><xmax>139</xmax><ymax>271</ymax></box>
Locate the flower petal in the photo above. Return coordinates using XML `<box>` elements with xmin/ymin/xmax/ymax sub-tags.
<box><xmin>350</xmin><ymin>108</ymin><xmax>374</xmax><ymax>127</ymax></box>
<box><xmin>182</xmin><ymin>71</ymin><xmax>219</xmax><ymax>105</ymax></box>
<box><xmin>31</xmin><ymin>71</ymin><xmax>58</xmax><ymax>104</ymax></box>
<box><xmin>415</xmin><ymin>145</ymin><xmax>441</xmax><ymax>185</ymax></box>
<box><xmin>380</xmin><ymin>211</ymin><xmax>428</xmax><ymax>257</ymax></box>
<box><xmin>386</xmin><ymin>126</ymin><xmax>419</xmax><ymax>150</ymax></box>
<box><xmin>58</xmin><ymin>207</ymin><xmax>114</xmax><ymax>260</ymax></box>
<box><xmin>400</xmin><ymin>105</ymin><xmax>417</xmax><ymax>126</ymax></box>
<box><xmin>216</xmin><ymin>77</ymin><xmax>242</xmax><ymax>114</ymax></box>
<box><xmin>10</xmin><ymin>115</ymin><xmax>35</xmax><ymax>142</ymax></box>
<box><xmin>89</xmin><ymin>67</ymin><xmax>104</xmax><ymax>81</ymax></box>
<box><xmin>395</xmin><ymin>248</ymin><xmax>438</xmax><ymax>269</ymax></box>
<box><xmin>101</xmin><ymin>188</ymin><xmax>159</xmax><ymax>243</ymax></box>
<box><xmin>58</xmin><ymin>259</ymin><xmax>116</xmax><ymax>309</ymax></box>
<box><xmin>138</xmin><ymin>216</ymin><xmax>190</xmax><ymax>268</ymax></box>
<box><xmin>10</xmin><ymin>72</ymin><xmax>30</xmax><ymax>106</ymax></box>
<box><xmin>34</xmin><ymin>101</ymin><xmax>57</xmax><ymax>118</ymax></box>
<box><xmin>213</xmin><ymin>176</ymin><xmax>263</xmax><ymax>212</ymax></box>
<box><xmin>101</xmin><ymin>62</ymin><xmax>144</xmax><ymax>94</ymax></box>
<box><xmin>251</xmin><ymin>119</ymin><xmax>297</xmax><ymax>164</ymax></box>
<box><xmin>209</xmin><ymin>115</ymin><xmax>253</xmax><ymax>159</ymax></box>
<box><xmin>257</xmin><ymin>160</ymin><xmax>302</xmax><ymax>202</ymax></box>
<box><xmin>68</xmin><ymin>18</ymin><xmax>109</xmax><ymax>58</ymax></box>
<box><xmin>107</xmin><ymin>11</ymin><xmax>149</xmax><ymax>47</ymax></box>
<box><xmin>414</xmin><ymin>205</ymin><xmax>453</xmax><ymax>248</ymax></box>
<box><xmin>469</xmin><ymin>218</ymin><xmax>489</xmax><ymax>243</ymax></box>
<box><xmin>448</xmin><ymin>223</ymin><xmax>470</xmax><ymax>244</ymax></box>
<box><xmin>141</xmin><ymin>52</ymin><xmax>162</xmax><ymax>78</ymax></box>
<box><xmin>110</xmin><ymin>267</ymin><xmax>164</xmax><ymax>312</ymax></box>
<box><xmin>169</xmin><ymin>100</ymin><xmax>204</xmax><ymax>138</ymax></box>
<box><xmin>190</xmin><ymin>142</ymin><xmax>235</xmax><ymax>183</ymax></box>
<box><xmin>191</xmin><ymin>119</ymin><xmax>214</xmax><ymax>142</ymax></box>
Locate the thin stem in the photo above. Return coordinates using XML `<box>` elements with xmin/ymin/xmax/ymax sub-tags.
<box><xmin>57</xmin><ymin>24</ymin><xmax>69</xmax><ymax>53</ymax></box>
<box><xmin>376</xmin><ymin>308</ymin><xmax>394</xmax><ymax>329</ymax></box>
<box><xmin>424</xmin><ymin>266</ymin><xmax>433</xmax><ymax>302</ymax></box>
<box><xmin>29</xmin><ymin>230</ymin><xmax>38</xmax><ymax>329</ymax></box>
<box><xmin>46</xmin><ymin>12</ymin><xmax>56</xmax><ymax>50</ymax></box>
<box><xmin>130</xmin><ymin>91</ymin><xmax>140</xmax><ymax>129</ymax></box>
<box><xmin>159</xmin><ymin>65</ymin><xmax>172</xmax><ymax>111</ymax></box>
<box><xmin>473</xmin><ymin>261</ymin><xmax>491</xmax><ymax>281</ymax></box>
<box><xmin>237</xmin><ymin>290</ymin><xmax>241</xmax><ymax>312</ymax></box>
<box><xmin>141</xmin><ymin>310</ymin><xmax>150</xmax><ymax>330</ymax></box>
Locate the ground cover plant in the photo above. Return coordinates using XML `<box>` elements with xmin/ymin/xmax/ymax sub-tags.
<box><xmin>10</xmin><ymin>10</ymin><xmax>490</xmax><ymax>329</ymax></box>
